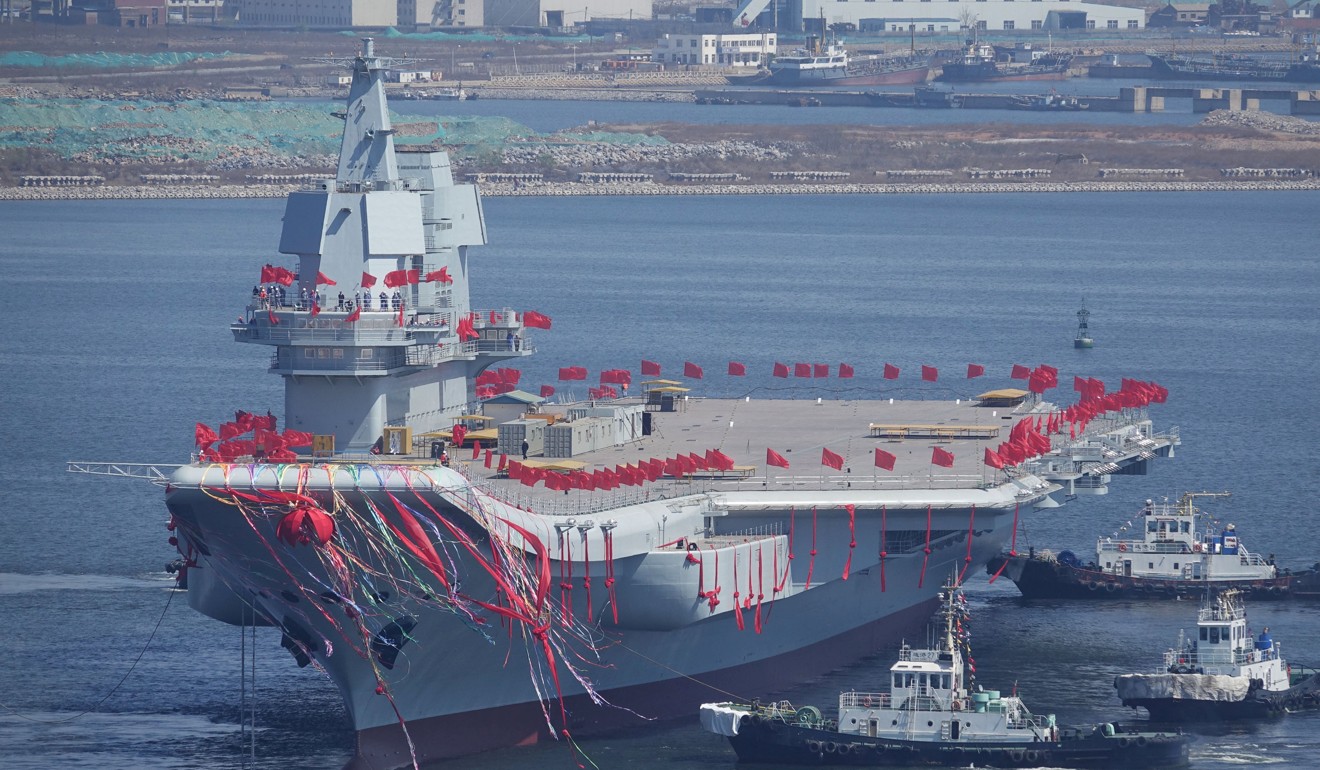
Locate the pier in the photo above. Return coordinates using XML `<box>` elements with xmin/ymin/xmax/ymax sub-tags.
<box><xmin>694</xmin><ymin>86</ymin><xmax>1320</xmax><ymax>115</ymax></box>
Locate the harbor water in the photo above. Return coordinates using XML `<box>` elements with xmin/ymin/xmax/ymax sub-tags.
<box><xmin>1</xmin><ymin>191</ymin><xmax>1319</xmax><ymax>769</ymax></box>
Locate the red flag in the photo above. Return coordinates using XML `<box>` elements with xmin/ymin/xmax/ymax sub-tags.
<box><xmin>766</xmin><ymin>448</ymin><xmax>790</xmax><ymax>469</ymax></box>
<box><xmin>641</xmin><ymin>360</ymin><xmax>661</xmax><ymax>376</ymax></box>
<box><xmin>794</xmin><ymin>363</ymin><xmax>811</xmax><ymax>378</ymax></box>
<box><xmin>984</xmin><ymin>447</ymin><xmax>1005</xmax><ymax>469</ymax></box>
<box><xmin>874</xmin><ymin>448</ymin><xmax>896</xmax><ymax>471</ymax></box>
<box><xmin>728</xmin><ymin>361</ymin><xmax>746</xmax><ymax>376</ymax></box>
<box><xmin>839</xmin><ymin>363</ymin><xmax>854</xmax><ymax>378</ymax></box>
<box><xmin>345</xmin><ymin>306</ymin><xmax>361</xmax><ymax>322</ymax></box>
<box><xmin>383</xmin><ymin>269</ymin><xmax>409</xmax><ymax>288</ymax></box>
<box><xmin>260</xmin><ymin>264</ymin><xmax>275</xmax><ymax>284</ymax></box>
<box><xmin>423</xmin><ymin>267</ymin><xmax>452</xmax><ymax>284</ymax></box>
<box><xmin>773</xmin><ymin>362</ymin><xmax>789</xmax><ymax>378</ymax></box>
<box><xmin>271</xmin><ymin>266</ymin><xmax>295</xmax><ymax>286</ymax></box>
<box><xmin>813</xmin><ymin>363</ymin><xmax>830</xmax><ymax>378</ymax></box>
<box><xmin>497</xmin><ymin>454</ymin><xmax>508</xmax><ymax>471</ymax></box>
<box><xmin>821</xmin><ymin>448</ymin><xmax>844</xmax><ymax>471</ymax></box>
<box><xmin>1010</xmin><ymin>364</ymin><xmax>1030</xmax><ymax>379</ymax></box>
<box><xmin>922</xmin><ymin>365</ymin><xmax>938</xmax><ymax>382</ymax></box>
<box><xmin>883</xmin><ymin>363</ymin><xmax>900</xmax><ymax>380</ymax></box>
<box><xmin>316</xmin><ymin>271</ymin><xmax>336</xmax><ymax>286</ymax></box>
<box><xmin>522</xmin><ymin>310</ymin><xmax>552</xmax><ymax>329</ymax></box>
<box><xmin>267</xmin><ymin>309</ymin><xmax>279</xmax><ymax>325</ymax></box>
<box><xmin>967</xmin><ymin>364</ymin><xmax>985</xmax><ymax>378</ymax></box>
<box><xmin>684</xmin><ymin>361</ymin><xmax>703</xmax><ymax>379</ymax></box>
<box><xmin>540</xmin><ymin>384</ymin><xmax>555</xmax><ymax>398</ymax></box>
<box><xmin>397</xmin><ymin>303</ymin><xmax>405</xmax><ymax>327</ymax></box>
<box><xmin>471</xmin><ymin>440</ymin><xmax>481</xmax><ymax>460</ymax></box>
<box><xmin>194</xmin><ymin>423</ymin><xmax>218</xmax><ymax>448</ymax></box>
<box><xmin>311</xmin><ymin>303</ymin><xmax>321</xmax><ymax>317</ymax></box>
<box><xmin>361</xmin><ymin>271</ymin><xmax>377</xmax><ymax>288</ymax></box>
<box><xmin>405</xmin><ymin>269</ymin><xmax>420</xmax><ymax>285</ymax></box>
<box><xmin>931</xmin><ymin>447</ymin><xmax>955</xmax><ymax>468</ymax></box>
<box><xmin>282</xmin><ymin>429</ymin><xmax>313</xmax><ymax>447</ymax></box>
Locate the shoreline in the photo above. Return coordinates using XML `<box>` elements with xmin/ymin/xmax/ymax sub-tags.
<box><xmin>3</xmin><ymin>180</ymin><xmax>1320</xmax><ymax>201</ymax></box>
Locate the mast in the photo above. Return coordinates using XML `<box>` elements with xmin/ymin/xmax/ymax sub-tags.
<box><xmin>233</xmin><ymin>38</ymin><xmax>530</xmax><ymax>453</ymax></box>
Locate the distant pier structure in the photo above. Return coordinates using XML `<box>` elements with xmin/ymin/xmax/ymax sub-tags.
<box><xmin>1075</xmin><ymin>301</ymin><xmax>1094</xmax><ymax>349</ymax></box>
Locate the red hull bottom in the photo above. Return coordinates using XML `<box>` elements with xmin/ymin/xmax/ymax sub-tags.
<box><xmin>346</xmin><ymin>599</ymin><xmax>939</xmax><ymax>769</ymax></box>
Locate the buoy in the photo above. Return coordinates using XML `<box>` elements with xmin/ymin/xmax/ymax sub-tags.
<box><xmin>1118</xmin><ymin>543</ymin><xmax>1127</xmax><ymax>552</ymax></box>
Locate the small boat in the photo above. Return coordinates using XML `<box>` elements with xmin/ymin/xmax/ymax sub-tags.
<box><xmin>1115</xmin><ymin>589</ymin><xmax>1320</xmax><ymax>720</ymax></box>
<box><xmin>700</xmin><ymin>582</ymin><xmax>1191</xmax><ymax>767</ymax></box>
<box><xmin>1012</xmin><ymin>92</ymin><xmax>1088</xmax><ymax>111</ymax></box>
<box><xmin>937</xmin><ymin>37</ymin><xmax>1072</xmax><ymax>83</ymax></box>
<box><xmin>987</xmin><ymin>492</ymin><xmax>1320</xmax><ymax>600</ymax></box>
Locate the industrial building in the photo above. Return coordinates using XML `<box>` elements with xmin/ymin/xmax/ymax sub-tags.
<box><xmin>732</xmin><ymin>0</ymin><xmax>1145</xmax><ymax>33</ymax></box>
<box><xmin>239</xmin><ymin>0</ymin><xmax>649</xmax><ymax>29</ymax></box>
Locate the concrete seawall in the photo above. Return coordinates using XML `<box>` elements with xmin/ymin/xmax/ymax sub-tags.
<box><xmin>3</xmin><ymin>180</ymin><xmax>1320</xmax><ymax>202</ymax></box>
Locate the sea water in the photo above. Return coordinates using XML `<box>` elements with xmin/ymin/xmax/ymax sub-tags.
<box><xmin>1</xmin><ymin>192</ymin><xmax>1318</xmax><ymax>768</ymax></box>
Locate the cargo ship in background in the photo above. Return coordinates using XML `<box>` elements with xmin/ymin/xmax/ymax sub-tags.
<box><xmin>152</xmin><ymin>39</ymin><xmax>1178</xmax><ymax>770</ymax></box>
<box><xmin>938</xmin><ymin>38</ymin><xmax>1073</xmax><ymax>83</ymax></box>
<box><xmin>1145</xmin><ymin>50</ymin><xmax>1320</xmax><ymax>84</ymax></box>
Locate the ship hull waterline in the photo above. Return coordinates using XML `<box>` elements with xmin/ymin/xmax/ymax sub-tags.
<box><xmin>167</xmin><ymin>477</ymin><xmax>1016</xmax><ymax>768</ymax></box>
<box><xmin>720</xmin><ymin>715</ymin><xmax>1190</xmax><ymax>767</ymax></box>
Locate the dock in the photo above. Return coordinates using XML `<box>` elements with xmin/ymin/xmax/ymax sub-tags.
<box><xmin>694</xmin><ymin>86</ymin><xmax>1320</xmax><ymax>115</ymax></box>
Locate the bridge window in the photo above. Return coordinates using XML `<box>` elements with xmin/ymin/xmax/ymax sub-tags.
<box><xmin>1107</xmin><ymin>19</ymin><xmax>1118</xmax><ymax>28</ymax></box>
<box><xmin>1128</xmin><ymin>19</ymin><xmax>1138</xmax><ymax>28</ymax></box>
<box><xmin>1003</xmin><ymin>20</ymin><xmax>1014</xmax><ymax>29</ymax></box>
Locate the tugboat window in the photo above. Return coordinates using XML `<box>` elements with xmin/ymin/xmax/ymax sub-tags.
<box><xmin>1210</xmin><ymin>627</ymin><xmax>1221</xmax><ymax>644</ymax></box>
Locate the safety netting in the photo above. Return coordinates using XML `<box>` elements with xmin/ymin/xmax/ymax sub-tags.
<box><xmin>0</xmin><ymin>50</ymin><xmax>234</xmax><ymax>69</ymax></box>
<box><xmin>0</xmin><ymin>98</ymin><xmax>536</xmax><ymax>166</ymax></box>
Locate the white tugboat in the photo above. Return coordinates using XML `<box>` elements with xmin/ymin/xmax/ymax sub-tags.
<box><xmin>986</xmin><ymin>492</ymin><xmax>1318</xmax><ymax>599</ymax></box>
<box><xmin>1115</xmin><ymin>589</ymin><xmax>1320</xmax><ymax>721</ymax></box>
<box><xmin>701</xmin><ymin>582</ymin><xmax>1191</xmax><ymax>767</ymax></box>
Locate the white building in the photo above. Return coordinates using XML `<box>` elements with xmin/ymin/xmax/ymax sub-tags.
<box><xmin>241</xmin><ymin>0</ymin><xmax>649</xmax><ymax>28</ymax></box>
<box><xmin>654</xmin><ymin>32</ymin><xmax>777</xmax><ymax>66</ymax></box>
<box><xmin>421</xmin><ymin>0</ymin><xmax>650</xmax><ymax>28</ymax></box>
<box><xmin>735</xmin><ymin>0</ymin><xmax>1144</xmax><ymax>33</ymax></box>
<box><xmin>239</xmin><ymin>0</ymin><xmax>396</xmax><ymax>26</ymax></box>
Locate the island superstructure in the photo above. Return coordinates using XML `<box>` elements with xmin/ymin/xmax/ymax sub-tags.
<box><xmin>161</xmin><ymin>39</ymin><xmax>1179</xmax><ymax>770</ymax></box>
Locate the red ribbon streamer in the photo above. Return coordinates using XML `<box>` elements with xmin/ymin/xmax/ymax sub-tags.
<box><xmin>805</xmin><ymin>506</ymin><xmax>819</xmax><ymax>589</ymax></box>
<box><xmin>918</xmin><ymin>504</ymin><xmax>933</xmax><ymax>589</ymax></box>
<box><xmin>733</xmin><ymin>545</ymin><xmax>744</xmax><ymax>631</ymax></box>
<box><xmin>958</xmin><ymin>504</ymin><xmax>977</xmax><ymax>584</ymax></box>
<box><xmin>842</xmin><ymin>503</ymin><xmax>856</xmax><ymax>580</ymax></box>
<box><xmin>604</xmin><ymin>528</ymin><xmax>619</xmax><ymax>624</ymax></box>
<box><xmin>988</xmin><ymin>503</ymin><xmax>1021</xmax><ymax>585</ymax></box>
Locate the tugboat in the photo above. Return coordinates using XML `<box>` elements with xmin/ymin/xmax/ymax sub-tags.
<box><xmin>987</xmin><ymin>492</ymin><xmax>1320</xmax><ymax>600</ymax></box>
<box><xmin>1115</xmin><ymin>589</ymin><xmax>1320</xmax><ymax>720</ymax></box>
<box><xmin>1074</xmin><ymin>300</ymin><xmax>1094</xmax><ymax>348</ymax></box>
<box><xmin>700</xmin><ymin>582</ymin><xmax>1191</xmax><ymax>767</ymax></box>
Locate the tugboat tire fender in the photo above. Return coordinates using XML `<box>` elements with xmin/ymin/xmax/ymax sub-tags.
<box><xmin>1118</xmin><ymin>736</ymin><xmax>1132</xmax><ymax>748</ymax></box>
<box><xmin>836</xmin><ymin>743</ymin><xmax>851</xmax><ymax>756</ymax></box>
<box><xmin>824</xmin><ymin>741</ymin><xmax>838</xmax><ymax>753</ymax></box>
<box><xmin>1008</xmin><ymin>749</ymin><xmax>1025</xmax><ymax>761</ymax></box>
<box><xmin>1025</xmin><ymin>749</ymin><xmax>1040</xmax><ymax>763</ymax></box>
<box><xmin>1135</xmin><ymin>736</ymin><xmax>1149</xmax><ymax>747</ymax></box>
<box><xmin>806</xmin><ymin>739</ymin><xmax>822</xmax><ymax>753</ymax></box>
<box><xmin>1105</xmin><ymin>582</ymin><xmax>1119</xmax><ymax>593</ymax></box>
<box><xmin>1087</xmin><ymin>581</ymin><xmax>1101</xmax><ymax>591</ymax></box>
